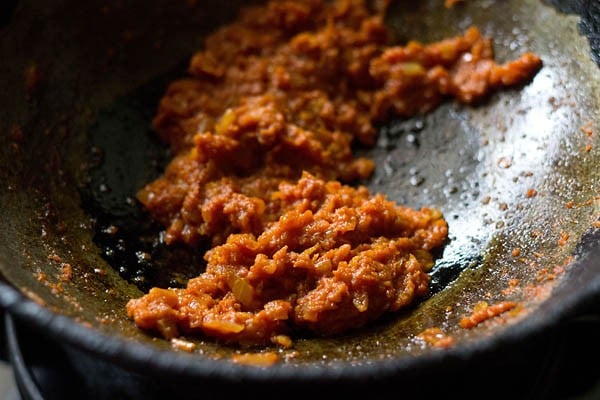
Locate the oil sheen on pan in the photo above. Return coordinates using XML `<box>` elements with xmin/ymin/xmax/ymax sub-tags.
<box><xmin>124</xmin><ymin>0</ymin><xmax>542</xmax><ymax>350</ymax></box>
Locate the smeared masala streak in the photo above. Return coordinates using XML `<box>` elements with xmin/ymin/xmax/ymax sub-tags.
<box><xmin>126</xmin><ymin>0</ymin><xmax>542</xmax><ymax>347</ymax></box>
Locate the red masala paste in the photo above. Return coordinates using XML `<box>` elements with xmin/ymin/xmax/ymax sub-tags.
<box><xmin>126</xmin><ymin>0</ymin><xmax>542</xmax><ymax>347</ymax></box>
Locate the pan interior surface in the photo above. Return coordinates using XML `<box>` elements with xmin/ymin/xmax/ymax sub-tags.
<box><xmin>0</xmin><ymin>0</ymin><xmax>598</xmax><ymax>372</ymax></box>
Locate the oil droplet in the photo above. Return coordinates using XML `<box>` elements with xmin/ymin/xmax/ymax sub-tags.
<box><xmin>406</xmin><ymin>133</ymin><xmax>419</xmax><ymax>146</ymax></box>
<box><xmin>413</xmin><ymin>119</ymin><xmax>425</xmax><ymax>132</ymax></box>
<box><xmin>498</xmin><ymin>157</ymin><xmax>512</xmax><ymax>169</ymax></box>
<box><xmin>444</xmin><ymin>186</ymin><xmax>458</xmax><ymax>196</ymax></box>
<box><xmin>410</xmin><ymin>176</ymin><xmax>425</xmax><ymax>186</ymax></box>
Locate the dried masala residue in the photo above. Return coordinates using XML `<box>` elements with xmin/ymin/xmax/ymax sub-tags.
<box><xmin>126</xmin><ymin>0</ymin><xmax>542</xmax><ymax>348</ymax></box>
<box><xmin>417</xmin><ymin>327</ymin><xmax>456</xmax><ymax>348</ymax></box>
<box><xmin>459</xmin><ymin>301</ymin><xmax>518</xmax><ymax>329</ymax></box>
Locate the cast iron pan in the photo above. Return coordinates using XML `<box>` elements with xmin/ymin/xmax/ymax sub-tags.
<box><xmin>0</xmin><ymin>0</ymin><xmax>599</xmax><ymax>397</ymax></box>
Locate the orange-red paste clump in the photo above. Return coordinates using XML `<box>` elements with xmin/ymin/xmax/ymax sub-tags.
<box><xmin>126</xmin><ymin>0</ymin><xmax>542</xmax><ymax>347</ymax></box>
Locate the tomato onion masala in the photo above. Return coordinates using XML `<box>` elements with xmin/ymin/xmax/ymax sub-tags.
<box><xmin>126</xmin><ymin>0</ymin><xmax>542</xmax><ymax>347</ymax></box>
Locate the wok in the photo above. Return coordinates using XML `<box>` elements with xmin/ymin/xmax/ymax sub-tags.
<box><xmin>0</xmin><ymin>0</ymin><xmax>599</xmax><ymax>398</ymax></box>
